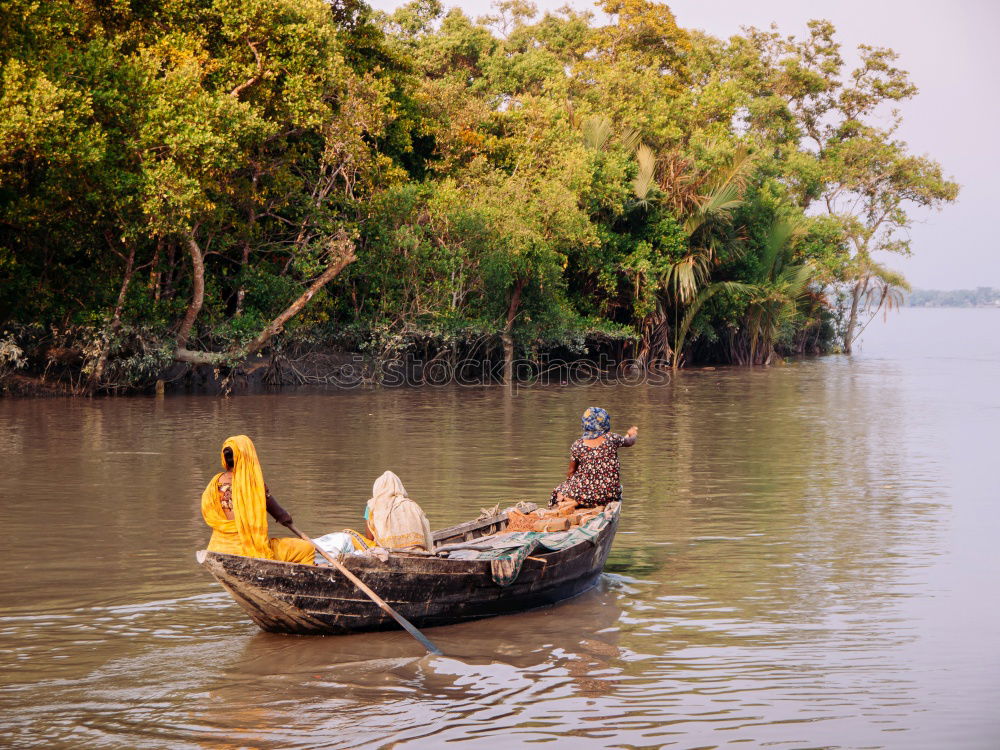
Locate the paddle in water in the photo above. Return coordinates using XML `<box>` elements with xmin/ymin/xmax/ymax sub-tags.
<box><xmin>283</xmin><ymin>521</ymin><xmax>442</xmax><ymax>656</ymax></box>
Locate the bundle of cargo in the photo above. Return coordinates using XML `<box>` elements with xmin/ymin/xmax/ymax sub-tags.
<box><xmin>502</xmin><ymin>502</ymin><xmax>607</xmax><ymax>533</ymax></box>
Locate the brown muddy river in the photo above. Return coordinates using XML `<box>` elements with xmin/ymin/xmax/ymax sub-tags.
<box><xmin>2</xmin><ymin>308</ymin><xmax>998</xmax><ymax>748</ymax></box>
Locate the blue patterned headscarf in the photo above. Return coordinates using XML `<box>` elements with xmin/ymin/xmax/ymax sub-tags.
<box><xmin>581</xmin><ymin>406</ymin><xmax>611</xmax><ymax>439</ymax></box>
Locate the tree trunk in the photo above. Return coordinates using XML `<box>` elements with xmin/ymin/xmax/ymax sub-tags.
<box><xmin>150</xmin><ymin>236</ymin><xmax>162</xmax><ymax>303</ymax></box>
<box><xmin>501</xmin><ymin>278</ymin><xmax>525</xmax><ymax>388</ymax></box>
<box><xmin>175</xmin><ymin>234</ymin><xmax>205</xmax><ymax>352</ymax></box>
<box><xmin>173</xmin><ymin>347</ymin><xmax>226</xmax><ymax>365</ymax></box>
<box><xmin>501</xmin><ymin>332</ymin><xmax>514</xmax><ymax>387</ymax></box>
<box><xmin>162</xmin><ymin>239</ymin><xmax>176</xmax><ymax>301</ymax></box>
<box><xmin>843</xmin><ymin>277</ymin><xmax>867</xmax><ymax>354</ymax></box>
<box><xmin>173</xmin><ymin>233</ymin><xmax>357</xmax><ymax>387</ymax></box>
<box><xmin>85</xmin><ymin>244</ymin><xmax>136</xmax><ymax>395</ymax></box>
<box><xmin>235</xmin><ymin>241</ymin><xmax>251</xmax><ymax>317</ymax></box>
<box><xmin>242</xmin><ymin>235</ymin><xmax>356</xmax><ymax>359</ymax></box>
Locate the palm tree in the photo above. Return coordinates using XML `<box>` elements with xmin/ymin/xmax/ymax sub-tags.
<box><xmin>733</xmin><ymin>217</ymin><xmax>817</xmax><ymax>365</ymax></box>
<box><xmin>672</xmin><ymin>280</ymin><xmax>749</xmax><ymax>369</ymax></box>
<box><xmin>631</xmin><ymin>143</ymin><xmax>754</xmax><ymax>366</ymax></box>
<box><xmin>576</xmin><ymin>111</ymin><xmax>641</xmax><ymax>154</ymax></box>
<box><xmin>842</xmin><ymin>255</ymin><xmax>910</xmax><ymax>353</ymax></box>
<box><xmin>573</xmin><ymin>110</ymin><xmax>756</xmax><ymax>367</ymax></box>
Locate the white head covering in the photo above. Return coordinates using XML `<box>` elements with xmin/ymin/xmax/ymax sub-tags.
<box><xmin>365</xmin><ymin>471</ymin><xmax>434</xmax><ymax>551</ymax></box>
<box><xmin>370</xmin><ymin>470</ymin><xmax>407</xmax><ymax>505</ymax></box>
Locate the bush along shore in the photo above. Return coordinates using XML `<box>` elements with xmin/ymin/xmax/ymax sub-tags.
<box><xmin>0</xmin><ymin>1</ymin><xmax>958</xmax><ymax>396</ymax></box>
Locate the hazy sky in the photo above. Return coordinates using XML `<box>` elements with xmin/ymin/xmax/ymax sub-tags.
<box><xmin>368</xmin><ymin>0</ymin><xmax>1000</xmax><ymax>290</ymax></box>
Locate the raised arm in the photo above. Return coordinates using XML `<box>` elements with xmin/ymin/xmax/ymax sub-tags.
<box><xmin>622</xmin><ymin>425</ymin><xmax>638</xmax><ymax>447</ymax></box>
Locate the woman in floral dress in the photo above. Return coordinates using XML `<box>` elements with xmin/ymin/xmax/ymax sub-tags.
<box><xmin>551</xmin><ymin>407</ymin><xmax>638</xmax><ymax>509</ymax></box>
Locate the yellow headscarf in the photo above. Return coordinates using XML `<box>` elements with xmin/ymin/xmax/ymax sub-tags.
<box><xmin>200</xmin><ymin>435</ymin><xmax>273</xmax><ymax>559</ymax></box>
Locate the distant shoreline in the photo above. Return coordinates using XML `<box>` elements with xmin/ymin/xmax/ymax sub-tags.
<box><xmin>906</xmin><ymin>288</ymin><xmax>1000</xmax><ymax>308</ymax></box>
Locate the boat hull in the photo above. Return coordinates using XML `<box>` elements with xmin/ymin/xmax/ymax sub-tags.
<box><xmin>198</xmin><ymin>509</ymin><xmax>619</xmax><ymax>635</ymax></box>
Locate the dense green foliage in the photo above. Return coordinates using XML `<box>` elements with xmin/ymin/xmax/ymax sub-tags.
<box><xmin>0</xmin><ymin>0</ymin><xmax>959</xmax><ymax>392</ymax></box>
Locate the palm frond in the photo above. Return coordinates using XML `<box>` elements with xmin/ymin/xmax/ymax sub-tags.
<box><xmin>778</xmin><ymin>261</ymin><xmax>815</xmax><ymax>301</ymax></box>
<box><xmin>617</xmin><ymin>127</ymin><xmax>642</xmax><ymax>153</ymax></box>
<box><xmin>867</xmin><ymin>261</ymin><xmax>911</xmax><ymax>292</ymax></box>
<box><xmin>582</xmin><ymin>115</ymin><xmax>613</xmax><ymax>151</ymax></box>
<box><xmin>673</xmin><ymin>281</ymin><xmax>751</xmax><ymax>369</ymax></box>
<box><xmin>665</xmin><ymin>257</ymin><xmax>693</xmax><ymax>305</ymax></box>
<box><xmin>665</xmin><ymin>253</ymin><xmax>713</xmax><ymax>304</ymax></box>
<box><xmin>760</xmin><ymin>217</ymin><xmax>800</xmax><ymax>280</ymax></box>
<box><xmin>702</xmin><ymin>144</ymin><xmax>754</xmax><ymax>195</ymax></box>
<box><xmin>565</xmin><ymin>99</ymin><xmax>580</xmax><ymax>130</ymax></box>
<box><xmin>683</xmin><ymin>149</ymin><xmax>755</xmax><ymax>235</ymax></box>
<box><xmin>859</xmin><ymin>261</ymin><xmax>910</xmax><ymax>317</ymax></box>
<box><xmin>632</xmin><ymin>143</ymin><xmax>657</xmax><ymax>203</ymax></box>
<box><xmin>684</xmin><ymin>180</ymin><xmax>743</xmax><ymax>235</ymax></box>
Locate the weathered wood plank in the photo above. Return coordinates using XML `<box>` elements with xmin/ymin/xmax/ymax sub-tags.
<box><xmin>431</xmin><ymin>514</ymin><xmax>509</xmax><ymax>544</ymax></box>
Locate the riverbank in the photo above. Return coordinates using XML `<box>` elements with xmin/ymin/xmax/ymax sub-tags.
<box><xmin>10</xmin><ymin>306</ymin><xmax>993</xmax><ymax>398</ymax></box>
<box><xmin>0</xmin><ymin>345</ymin><xmax>788</xmax><ymax>397</ymax></box>
<box><xmin>0</xmin><ymin>320</ymin><xmax>827</xmax><ymax>398</ymax></box>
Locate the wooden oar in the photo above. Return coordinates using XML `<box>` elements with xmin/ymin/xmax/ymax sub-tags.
<box><xmin>283</xmin><ymin>522</ymin><xmax>442</xmax><ymax>656</ymax></box>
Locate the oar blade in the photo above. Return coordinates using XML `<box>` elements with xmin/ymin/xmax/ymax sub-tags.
<box><xmin>286</xmin><ymin>522</ymin><xmax>442</xmax><ymax>656</ymax></box>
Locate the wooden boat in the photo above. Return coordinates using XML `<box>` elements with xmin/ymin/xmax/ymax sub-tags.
<box><xmin>197</xmin><ymin>503</ymin><xmax>620</xmax><ymax>635</ymax></box>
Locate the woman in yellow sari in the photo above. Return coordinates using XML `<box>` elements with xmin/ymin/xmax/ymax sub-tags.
<box><xmin>201</xmin><ymin>435</ymin><xmax>314</xmax><ymax>564</ymax></box>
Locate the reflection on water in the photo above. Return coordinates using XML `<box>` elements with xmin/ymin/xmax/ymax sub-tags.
<box><xmin>1</xmin><ymin>308</ymin><xmax>998</xmax><ymax>748</ymax></box>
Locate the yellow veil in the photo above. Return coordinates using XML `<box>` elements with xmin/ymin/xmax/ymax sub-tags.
<box><xmin>200</xmin><ymin>435</ymin><xmax>273</xmax><ymax>559</ymax></box>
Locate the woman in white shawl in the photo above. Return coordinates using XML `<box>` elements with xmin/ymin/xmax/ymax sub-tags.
<box><xmin>365</xmin><ymin>471</ymin><xmax>434</xmax><ymax>551</ymax></box>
